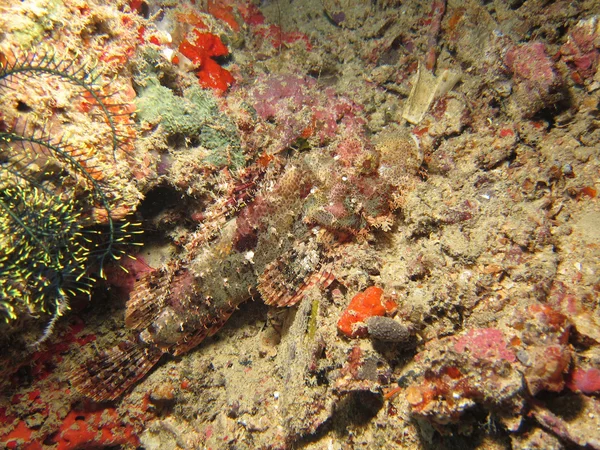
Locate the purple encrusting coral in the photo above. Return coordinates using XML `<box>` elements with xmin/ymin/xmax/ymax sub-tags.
<box><xmin>503</xmin><ymin>41</ymin><xmax>564</xmax><ymax>118</ymax></box>
<box><xmin>453</xmin><ymin>328</ymin><xmax>516</xmax><ymax>363</ymax></box>
<box><xmin>243</xmin><ymin>73</ymin><xmax>364</xmax><ymax>152</ymax></box>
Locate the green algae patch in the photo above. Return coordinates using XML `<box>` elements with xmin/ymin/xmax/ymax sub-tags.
<box><xmin>136</xmin><ymin>80</ymin><xmax>245</xmax><ymax>170</ymax></box>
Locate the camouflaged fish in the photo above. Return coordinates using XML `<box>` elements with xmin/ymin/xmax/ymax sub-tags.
<box><xmin>70</xmin><ymin>128</ymin><xmax>422</xmax><ymax>402</ymax></box>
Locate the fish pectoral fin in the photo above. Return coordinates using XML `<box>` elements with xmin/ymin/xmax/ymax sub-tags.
<box><xmin>125</xmin><ymin>270</ymin><xmax>169</xmax><ymax>330</ymax></box>
<box><xmin>257</xmin><ymin>237</ymin><xmax>336</xmax><ymax>307</ymax></box>
<box><xmin>69</xmin><ymin>339</ymin><xmax>162</xmax><ymax>402</ymax></box>
<box><xmin>259</xmin><ymin>262</ymin><xmax>335</xmax><ymax>307</ymax></box>
<box><xmin>172</xmin><ymin>306</ymin><xmax>236</xmax><ymax>356</ymax></box>
<box><xmin>125</xmin><ymin>267</ymin><xmax>198</xmax><ymax>331</ymax></box>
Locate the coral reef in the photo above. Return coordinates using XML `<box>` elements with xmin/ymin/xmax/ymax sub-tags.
<box><xmin>1</xmin><ymin>0</ymin><xmax>600</xmax><ymax>449</ymax></box>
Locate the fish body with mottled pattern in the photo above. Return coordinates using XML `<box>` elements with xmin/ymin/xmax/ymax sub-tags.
<box><xmin>71</xmin><ymin>129</ymin><xmax>421</xmax><ymax>402</ymax></box>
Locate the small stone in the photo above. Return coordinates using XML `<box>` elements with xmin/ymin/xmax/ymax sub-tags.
<box><xmin>366</xmin><ymin>316</ymin><xmax>412</xmax><ymax>344</ymax></box>
<box><xmin>227</xmin><ymin>400</ymin><xmax>240</xmax><ymax>418</ymax></box>
<box><xmin>149</xmin><ymin>383</ymin><xmax>175</xmax><ymax>403</ymax></box>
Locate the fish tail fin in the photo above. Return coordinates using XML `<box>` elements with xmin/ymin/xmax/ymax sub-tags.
<box><xmin>70</xmin><ymin>339</ymin><xmax>162</xmax><ymax>402</ymax></box>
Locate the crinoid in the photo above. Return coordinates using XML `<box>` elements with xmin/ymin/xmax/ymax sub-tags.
<box><xmin>0</xmin><ymin>50</ymin><xmax>132</xmax><ymax>159</ymax></box>
<box><xmin>0</xmin><ymin>50</ymin><xmax>141</xmax><ymax>344</ymax></box>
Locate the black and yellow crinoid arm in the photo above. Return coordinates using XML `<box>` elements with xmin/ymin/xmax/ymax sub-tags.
<box><xmin>0</xmin><ymin>174</ymin><xmax>93</xmax><ymax>323</ymax></box>
<box><xmin>0</xmin><ymin>129</ymin><xmax>141</xmax><ymax>326</ymax></box>
<box><xmin>0</xmin><ymin>49</ymin><xmax>132</xmax><ymax>160</ymax></box>
<box><xmin>0</xmin><ymin>50</ymin><xmax>141</xmax><ymax>339</ymax></box>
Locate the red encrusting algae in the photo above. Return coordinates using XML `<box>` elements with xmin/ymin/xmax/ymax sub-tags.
<box><xmin>567</xmin><ymin>367</ymin><xmax>600</xmax><ymax>394</ymax></box>
<box><xmin>179</xmin><ymin>29</ymin><xmax>234</xmax><ymax>93</ymax></box>
<box><xmin>1</xmin><ymin>407</ymin><xmax>140</xmax><ymax>450</ymax></box>
<box><xmin>337</xmin><ymin>287</ymin><xmax>396</xmax><ymax>338</ymax></box>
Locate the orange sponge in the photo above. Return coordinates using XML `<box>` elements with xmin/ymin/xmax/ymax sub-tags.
<box><xmin>337</xmin><ymin>287</ymin><xmax>396</xmax><ymax>338</ymax></box>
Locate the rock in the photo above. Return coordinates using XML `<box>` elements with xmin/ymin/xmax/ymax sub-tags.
<box><xmin>366</xmin><ymin>316</ymin><xmax>413</xmax><ymax>344</ymax></box>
